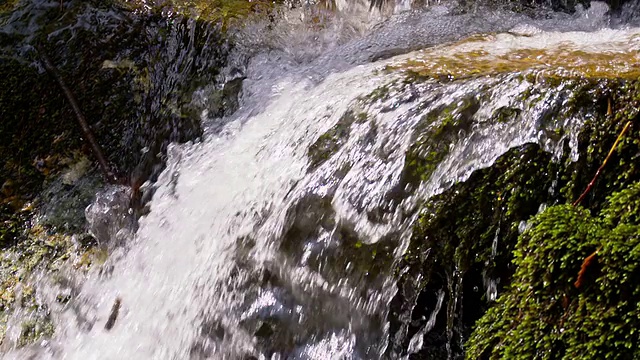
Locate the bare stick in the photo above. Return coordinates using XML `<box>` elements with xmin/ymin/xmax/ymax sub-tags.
<box><xmin>574</xmin><ymin>246</ymin><xmax>601</xmax><ymax>289</ymax></box>
<box><xmin>572</xmin><ymin>120</ymin><xmax>632</xmax><ymax>207</ymax></box>
<box><xmin>36</xmin><ymin>46</ymin><xmax>118</xmax><ymax>183</ymax></box>
<box><xmin>572</xmin><ymin>118</ymin><xmax>633</xmax><ymax>289</ymax></box>
<box><xmin>104</xmin><ymin>297</ymin><xmax>122</xmax><ymax>330</ymax></box>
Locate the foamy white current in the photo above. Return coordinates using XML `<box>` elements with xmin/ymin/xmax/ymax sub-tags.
<box><xmin>5</xmin><ymin>2</ymin><xmax>640</xmax><ymax>359</ymax></box>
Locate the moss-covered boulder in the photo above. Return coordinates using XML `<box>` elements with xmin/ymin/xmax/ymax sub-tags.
<box><xmin>466</xmin><ymin>184</ymin><xmax>640</xmax><ymax>359</ymax></box>
<box><xmin>387</xmin><ymin>72</ymin><xmax>640</xmax><ymax>358</ymax></box>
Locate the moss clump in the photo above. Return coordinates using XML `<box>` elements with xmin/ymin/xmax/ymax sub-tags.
<box><xmin>466</xmin><ymin>183</ymin><xmax>640</xmax><ymax>359</ymax></box>
<box><xmin>18</xmin><ymin>317</ymin><xmax>55</xmax><ymax>347</ymax></box>
<box><xmin>0</xmin><ymin>0</ymin><xmax>19</xmax><ymax>14</ymax></box>
<box><xmin>366</xmin><ymin>85</ymin><xmax>391</xmax><ymax>102</ymax></box>
<box><xmin>492</xmin><ymin>106</ymin><xmax>522</xmax><ymax>124</ymax></box>
<box><xmin>402</xmin><ymin>96</ymin><xmax>479</xmax><ymax>184</ymax></box>
<box><xmin>0</xmin><ymin>223</ymin><xmax>100</xmax><ymax>346</ymax></box>
<box><xmin>307</xmin><ymin>110</ymin><xmax>367</xmax><ymax>170</ymax></box>
<box><xmin>15</xmin><ymin>285</ymin><xmax>55</xmax><ymax>347</ymax></box>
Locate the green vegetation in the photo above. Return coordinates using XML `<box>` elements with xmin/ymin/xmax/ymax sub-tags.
<box><xmin>466</xmin><ymin>186</ymin><xmax>640</xmax><ymax>359</ymax></box>
<box><xmin>0</xmin><ymin>223</ymin><xmax>103</xmax><ymax>345</ymax></box>
<box><xmin>462</xmin><ymin>78</ymin><xmax>640</xmax><ymax>359</ymax></box>
<box><xmin>307</xmin><ymin>109</ymin><xmax>369</xmax><ymax>170</ymax></box>
<box><xmin>402</xmin><ymin>96</ymin><xmax>480</xmax><ymax>184</ymax></box>
<box><xmin>389</xmin><ymin>144</ymin><xmax>556</xmax><ymax>358</ymax></box>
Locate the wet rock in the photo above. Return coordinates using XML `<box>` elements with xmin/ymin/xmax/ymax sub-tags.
<box><xmin>85</xmin><ymin>185</ymin><xmax>135</xmax><ymax>248</ymax></box>
<box><xmin>40</xmin><ymin>171</ymin><xmax>103</xmax><ymax>233</ymax></box>
<box><xmin>388</xmin><ymin>144</ymin><xmax>556</xmax><ymax>359</ymax></box>
<box><xmin>388</xmin><ymin>76</ymin><xmax>640</xmax><ymax>358</ymax></box>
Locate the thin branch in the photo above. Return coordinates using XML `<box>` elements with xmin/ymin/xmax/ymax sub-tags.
<box><xmin>574</xmin><ymin>246</ymin><xmax>601</xmax><ymax>289</ymax></box>
<box><xmin>572</xmin><ymin>111</ymin><xmax>633</xmax><ymax>290</ymax></box>
<box><xmin>572</xmin><ymin>120</ymin><xmax>632</xmax><ymax>207</ymax></box>
<box><xmin>35</xmin><ymin>46</ymin><xmax>118</xmax><ymax>183</ymax></box>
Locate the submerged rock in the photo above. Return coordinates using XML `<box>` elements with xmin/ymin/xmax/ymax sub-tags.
<box><xmin>85</xmin><ymin>185</ymin><xmax>135</xmax><ymax>248</ymax></box>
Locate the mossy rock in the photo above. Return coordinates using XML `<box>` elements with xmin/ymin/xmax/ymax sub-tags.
<box><xmin>307</xmin><ymin>109</ymin><xmax>368</xmax><ymax>170</ymax></box>
<box><xmin>388</xmin><ymin>144</ymin><xmax>556</xmax><ymax>358</ymax></box>
<box><xmin>388</xmin><ymin>77</ymin><xmax>640</xmax><ymax>358</ymax></box>
<box><xmin>559</xmin><ymin>80</ymin><xmax>640</xmax><ymax>211</ymax></box>
<box><xmin>0</xmin><ymin>221</ymin><xmax>101</xmax><ymax>346</ymax></box>
<box><xmin>402</xmin><ymin>95</ymin><xmax>480</xmax><ymax>185</ymax></box>
<box><xmin>466</xmin><ymin>183</ymin><xmax>640</xmax><ymax>359</ymax></box>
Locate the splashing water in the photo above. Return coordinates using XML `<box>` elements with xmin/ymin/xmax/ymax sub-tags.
<box><xmin>6</xmin><ymin>1</ymin><xmax>640</xmax><ymax>359</ymax></box>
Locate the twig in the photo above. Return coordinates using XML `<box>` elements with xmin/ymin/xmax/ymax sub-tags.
<box><xmin>572</xmin><ymin>113</ymin><xmax>633</xmax><ymax>289</ymax></box>
<box><xmin>104</xmin><ymin>297</ymin><xmax>122</xmax><ymax>330</ymax></box>
<box><xmin>35</xmin><ymin>46</ymin><xmax>118</xmax><ymax>183</ymax></box>
<box><xmin>574</xmin><ymin>246</ymin><xmax>601</xmax><ymax>289</ymax></box>
<box><xmin>572</xmin><ymin>120</ymin><xmax>632</xmax><ymax>207</ymax></box>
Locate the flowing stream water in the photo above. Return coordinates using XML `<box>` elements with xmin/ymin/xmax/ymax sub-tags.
<box><xmin>4</xmin><ymin>0</ymin><xmax>640</xmax><ymax>359</ymax></box>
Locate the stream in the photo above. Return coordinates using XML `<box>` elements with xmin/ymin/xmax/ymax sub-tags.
<box><xmin>3</xmin><ymin>0</ymin><xmax>640</xmax><ymax>359</ymax></box>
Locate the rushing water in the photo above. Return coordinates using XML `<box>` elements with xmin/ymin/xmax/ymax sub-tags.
<box><xmin>5</xmin><ymin>0</ymin><xmax>640</xmax><ymax>359</ymax></box>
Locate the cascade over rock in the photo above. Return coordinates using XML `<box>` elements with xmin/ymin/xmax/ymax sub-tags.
<box><xmin>1</xmin><ymin>0</ymin><xmax>640</xmax><ymax>359</ymax></box>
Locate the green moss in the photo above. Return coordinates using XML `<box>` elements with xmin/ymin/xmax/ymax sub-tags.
<box><xmin>492</xmin><ymin>106</ymin><xmax>522</xmax><ymax>124</ymax></box>
<box><xmin>558</xmin><ymin>80</ymin><xmax>640</xmax><ymax>211</ymax></box>
<box><xmin>366</xmin><ymin>85</ymin><xmax>391</xmax><ymax>102</ymax></box>
<box><xmin>402</xmin><ymin>96</ymin><xmax>479</xmax><ymax>184</ymax></box>
<box><xmin>466</xmin><ymin>184</ymin><xmax>640</xmax><ymax>359</ymax></box>
<box><xmin>0</xmin><ymin>0</ymin><xmax>19</xmax><ymax>14</ymax></box>
<box><xmin>0</xmin><ymin>222</ymin><xmax>101</xmax><ymax>346</ymax></box>
<box><xmin>307</xmin><ymin>110</ymin><xmax>361</xmax><ymax>170</ymax></box>
<box><xmin>18</xmin><ymin>316</ymin><xmax>55</xmax><ymax>347</ymax></box>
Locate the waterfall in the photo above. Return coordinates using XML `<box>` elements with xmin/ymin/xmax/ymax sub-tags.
<box><xmin>3</xmin><ymin>1</ymin><xmax>640</xmax><ymax>359</ymax></box>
